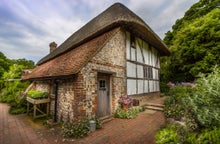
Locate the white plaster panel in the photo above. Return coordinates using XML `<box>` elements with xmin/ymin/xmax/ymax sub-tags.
<box><xmin>143</xmin><ymin>42</ymin><xmax>149</xmax><ymax>65</ymax></box>
<box><xmin>137</xmin><ymin>65</ymin><xmax>143</xmax><ymax>78</ymax></box>
<box><xmin>136</xmin><ymin>39</ymin><xmax>143</xmax><ymax>63</ymax></box>
<box><xmin>144</xmin><ymin>80</ymin><xmax>149</xmax><ymax>93</ymax></box>
<box><xmin>131</xmin><ymin>47</ymin><xmax>136</xmax><ymax>61</ymax></box>
<box><xmin>126</xmin><ymin>32</ymin><xmax>130</xmax><ymax>60</ymax></box>
<box><xmin>149</xmin><ymin>80</ymin><xmax>153</xmax><ymax>92</ymax></box>
<box><xmin>127</xmin><ymin>79</ymin><xmax>136</xmax><ymax>95</ymax></box>
<box><xmin>137</xmin><ymin>80</ymin><xmax>143</xmax><ymax>94</ymax></box>
<box><xmin>126</xmin><ymin>61</ymin><xmax>136</xmax><ymax>77</ymax></box>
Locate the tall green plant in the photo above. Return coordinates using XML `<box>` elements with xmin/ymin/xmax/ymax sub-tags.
<box><xmin>155</xmin><ymin>124</ymin><xmax>179</xmax><ymax>144</ymax></box>
<box><xmin>183</xmin><ymin>67</ymin><xmax>220</xmax><ymax>127</ymax></box>
<box><xmin>0</xmin><ymin>64</ymin><xmax>30</xmax><ymax>114</ymax></box>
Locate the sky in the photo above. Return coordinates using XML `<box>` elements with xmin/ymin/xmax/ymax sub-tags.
<box><xmin>0</xmin><ymin>0</ymin><xmax>199</xmax><ymax>63</ymax></box>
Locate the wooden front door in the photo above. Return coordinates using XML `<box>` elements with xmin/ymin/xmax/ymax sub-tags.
<box><xmin>97</xmin><ymin>74</ymin><xmax>110</xmax><ymax>118</ymax></box>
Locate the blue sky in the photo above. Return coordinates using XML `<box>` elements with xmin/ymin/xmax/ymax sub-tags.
<box><xmin>0</xmin><ymin>0</ymin><xmax>199</xmax><ymax>63</ymax></box>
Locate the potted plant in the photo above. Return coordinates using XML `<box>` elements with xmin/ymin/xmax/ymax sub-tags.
<box><xmin>118</xmin><ymin>96</ymin><xmax>133</xmax><ymax>110</ymax></box>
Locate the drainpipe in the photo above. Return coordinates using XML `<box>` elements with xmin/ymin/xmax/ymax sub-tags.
<box><xmin>54</xmin><ymin>82</ymin><xmax>58</xmax><ymax>122</ymax></box>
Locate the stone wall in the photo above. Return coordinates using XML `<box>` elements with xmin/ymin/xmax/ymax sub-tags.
<box><xmin>31</xmin><ymin>81</ymin><xmax>55</xmax><ymax>114</ymax></box>
<box><xmin>30</xmin><ymin>28</ymin><xmax>127</xmax><ymax>122</ymax></box>
<box><xmin>56</xmin><ymin>75</ymin><xmax>88</xmax><ymax>122</ymax></box>
<box><xmin>35</xmin><ymin>81</ymin><xmax>50</xmax><ymax>93</ymax></box>
<box><xmin>57</xmin><ymin>79</ymin><xmax>75</xmax><ymax>122</ymax></box>
<box><xmin>80</xmin><ymin>29</ymin><xmax>127</xmax><ymax>116</ymax></box>
<box><xmin>131</xmin><ymin>92</ymin><xmax>161</xmax><ymax>106</ymax></box>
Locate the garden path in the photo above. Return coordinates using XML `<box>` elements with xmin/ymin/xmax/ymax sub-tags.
<box><xmin>0</xmin><ymin>97</ymin><xmax>166</xmax><ymax>144</ymax></box>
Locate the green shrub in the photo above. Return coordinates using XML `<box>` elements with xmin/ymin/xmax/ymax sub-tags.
<box><xmin>114</xmin><ymin>107</ymin><xmax>141</xmax><ymax>119</ymax></box>
<box><xmin>62</xmin><ymin>119</ymin><xmax>90</xmax><ymax>138</ymax></box>
<box><xmin>168</xmin><ymin>85</ymin><xmax>193</xmax><ymax>104</ymax></box>
<box><xmin>27</xmin><ymin>90</ymin><xmax>49</xmax><ymax>99</ymax></box>
<box><xmin>184</xmin><ymin>114</ymin><xmax>198</xmax><ymax>132</ymax></box>
<box><xmin>183</xmin><ymin>67</ymin><xmax>220</xmax><ymax>127</ymax></box>
<box><xmin>9</xmin><ymin>106</ymin><xmax>26</xmax><ymax>114</ymax></box>
<box><xmin>164</xmin><ymin>104</ymin><xmax>184</xmax><ymax>120</ymax></box>
<box><xmin>160</xmin><ymin>82</ymin><xmax>170</xmax><ymax>95</ymax></box>
<box><xmin>62</xmin><ymin>117</ymin><xmax>102</xmax><ymax>138</ymax></box>
<box><xmin>0</xmin><ymin>80</ymin><xmax>29</xmax><ymax>114</ymax></box>
<box><xmin>0</xmin><ymin>64</ymin><xmax>33</xmax><ymax>115</ymax></box>
<box><xmin>9</xmin><ymin>98</ymin><xmax>27</xmax><ymax>115</ymax></box>
<box><xmin>155</xmin><ymin>124</ymin><xmax>179</xmax><ymax>144</ymax></box>
<box><xmin>185</xmin><ymin>127</ymin><xmax>220</xmax><ymax>144</ymax></box>
<box><xmin>196</xmin><ymin>127</ymin><xmax>220</xmax><ymax>144</ymax></box>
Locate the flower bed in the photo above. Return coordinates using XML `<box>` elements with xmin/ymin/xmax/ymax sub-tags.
<box><xmin>118</xmin><ymin>96</ymin><xmax>132</xmax><ymax>110</ymax></box>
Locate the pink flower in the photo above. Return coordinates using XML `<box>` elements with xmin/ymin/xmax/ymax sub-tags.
<box><xmin>118</xmin><ymin>96</ymin><xmax>133</xmax><ymax>105</ymax></box>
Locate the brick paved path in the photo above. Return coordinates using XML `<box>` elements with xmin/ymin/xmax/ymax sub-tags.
<box><xmin>79</xmin><ymin>111</ymin><xmax>165</xmax><ymax>144</ymax></box>
<box><xmin>0</xmin><ymin>102</ymin><xmax>165</xmax><ymax>144</ymax></box>
<box><xmin>0</xmin><ymin>103</ymin><xmax>50</xmax><ymax>144</ymax></box>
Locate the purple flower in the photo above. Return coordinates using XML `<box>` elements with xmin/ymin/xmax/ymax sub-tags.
<box><xmin>118</xmin><ymin>96</ymin><xmax>133</xmax><ymax>105</ymax></box>
<box><xmin>167</xmin><ymin>81</ymin><xmax>196</xmax><ymax>88</ymax></box>
<box><xmin>167</xmin><ymin>82</ymin><xmax>175</xmax><ymax>87</ymax></box>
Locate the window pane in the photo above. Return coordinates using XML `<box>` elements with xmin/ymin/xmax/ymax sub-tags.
<box><xmin>99</xmin><ymin>80</ymin><xmax>106</xmax><ymax>88</ymax></box>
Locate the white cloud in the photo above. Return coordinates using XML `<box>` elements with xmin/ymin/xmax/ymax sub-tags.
<box><xmin>0</xmin><ymin>0</ymin><xmax>86</xmax><ymax>63</ymax></box>
<box><xmin>127</xmin><ymin>0</ymin><xmax>199</xmax><ymax>38</ymax></box>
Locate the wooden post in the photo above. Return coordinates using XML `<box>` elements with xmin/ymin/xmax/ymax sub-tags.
<box><xmin>33</xmin><ymin>104</ymin><xmax>36</xmax><ymax>118</ymax></box>
<box><xmin>26</xmin><ymin>97</ymin><xmax>50</xmax><ymax>119</ymax></box>
<box><xmin>46</xmin><ymin>103</ymin><xmax>49</xmax><ymax>115</ymax></box>
<box><xmin>27</xmin><ymin>102</ymin><xmax>29</xmax><ymax>115</ymax></box>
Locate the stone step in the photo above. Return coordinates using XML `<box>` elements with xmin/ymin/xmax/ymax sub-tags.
<box><xmin>99</xmin><ymin>116</ymin><xmax>114</xmax><ymax>124</ymax></box>
<box><xmin>144</xmin><ymin>103</ymin><xmax>165</xmax><ymax>108</ymax></box>
<box><xmin>144</xmin><ymin>106</ymin><xmax>164</xmax><ymax>111</ymax></box>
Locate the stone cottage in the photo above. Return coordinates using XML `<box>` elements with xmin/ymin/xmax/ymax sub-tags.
<box><xmin>22</xmin><ymin>3</ymin><xmax>170</xmax><ymax>122</ymax></box>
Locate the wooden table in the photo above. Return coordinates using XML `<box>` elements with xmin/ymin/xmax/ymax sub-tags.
<box><xmin>27</xmin><ymin>97</ymin><xmax>50</xmax><ymax>119</ymax></box>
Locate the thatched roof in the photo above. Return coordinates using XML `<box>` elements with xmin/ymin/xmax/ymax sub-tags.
<box><xmin>22</xmin><ymin>28</ymin><xmax>119</xmax><ymax>80</ymax></box>
<box><xmin>23</xmin><ymin>3</ymin><xmax>170</xmax><ymax>80</ymax></box>
<box><xmin>37</xmin><ymin>2</ymin><xmax>170</xmax><ymax>66</ymax></box>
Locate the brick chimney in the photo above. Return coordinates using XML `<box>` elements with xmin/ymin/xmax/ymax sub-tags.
<box><xmin>49</xmin><ymin>42</ymin><xmax>57</xmax><ymax>53</ymax></box>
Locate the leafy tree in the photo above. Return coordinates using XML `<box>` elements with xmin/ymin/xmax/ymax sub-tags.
<box><xmin>161</xmin><ymin>0</ymin><xmax>220</xmax><ymax>82</ymax></box>
<box><xmin>0</xmin><ymin>52</ymin><xmax>12</xmax><ymax>78</ymax></box>
<box><xmin>3</xmin><ymin>64</ymin><xmax>24</xmax><ymax>80</ymax></box>
<box><xmin>0</xmin><ymin>52</ymin><xmax>35</xmax><ymax>114</ymax></box>
<box><xmin>0</xmin><ymin>52</ymin><xmax>12</xmax><ymax>90</ymax></box>
<box><xmin>0</xmin><ymin>52</ymin><xmax>35</xmax><ymax>90</ymax></box>
<box><xmin>0</xmin><ymin>64</ymin><xmax>30</xmax><ymax>114</ymax></box>
<box><xmin>12</xmin><ymin>58</ymin><xmax>35</xmax><ymax>69</ymax></box>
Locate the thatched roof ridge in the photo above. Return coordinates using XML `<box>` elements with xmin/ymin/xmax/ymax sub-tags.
<box><xmin>37</xmin><ymin>3</ymin><xmax>170</xmax><ymax>65</ymax></box>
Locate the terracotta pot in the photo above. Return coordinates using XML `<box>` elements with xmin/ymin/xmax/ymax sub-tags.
<box><xmin>121</xmin><ymin>104</ymin><xmax>129</xmax><ymax>110</ymax></box>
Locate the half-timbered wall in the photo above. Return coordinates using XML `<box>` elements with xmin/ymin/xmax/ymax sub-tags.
<box><xmin>126</xmin><ymin>32</ymin><xmax>160</xmax><ymax>96</ymax></box>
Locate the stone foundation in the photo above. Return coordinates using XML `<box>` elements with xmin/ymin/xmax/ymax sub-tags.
<box><xmin>130</xmin><ymin>92</ymin><xmax>161</xmax><ymax>106</ymax></box>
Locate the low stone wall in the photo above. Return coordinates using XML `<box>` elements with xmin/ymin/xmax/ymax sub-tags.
<box><xmin>130</xmin><ymin>92</ymin><xmax>161</xmax><ymax>106</ymax></box>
